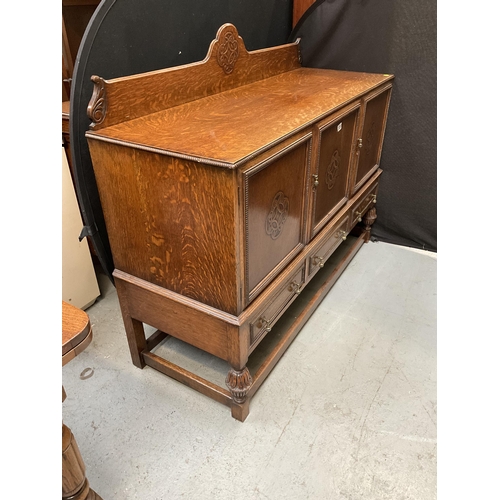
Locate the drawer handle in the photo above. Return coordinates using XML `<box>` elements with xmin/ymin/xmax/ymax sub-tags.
<box><xmin>334</xmin><ymin>229</ymin><xmax>348</xmax><ymax>240</ymax></box>
<box><xmin>312</xmin><ymin>256</ymin><xmax>324</xmax><ymax>268</ymax></box>
<box><xmin>257</xmin><ymin>317</ymin><xmax>272</xmax><ymax>332</ymax></box>
<box><xmin>355</xmin><ymin>211</ymin><xmax>363</xmax><ymax>222</ymax></box>
<box><xmin>371</xmin><ymin>194</ymin><xmax>377</xmax><ymax>204</ymax></box>
<box><xmin>288</xmin><ymin>281</ymin><xmax>302</xmax><ymax>295</ymax></box>
<box><xmin>312</xmin><ymin>174</ymin><xmax>319</xmax><ymax>188</ymax></box>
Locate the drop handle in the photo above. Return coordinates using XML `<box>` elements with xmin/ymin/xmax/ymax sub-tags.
<box><xmin>288</xmin><ymin>281</ymin><xmax>302</xmax><ymax>295</ymax></box>
<box><xmin>334</xmin><ymin>229</ymin><xmax>348</xmax><ymax>240</ymax></box>
<box><xmin>312</xmin><ymin>174</ymin><xmax>319</xmax><ymax>188</ymax></box>
<box><xmin>357</xmin><ymin>138</ymin><xmax>363</xmax><ymax>149</ymax></box>
<box><xmin>313</xmin><ymin>256</ymin><xmax>324</xmax><ymax>268</ymax></box>
<box><xmin>257</xmin><ymin>317</ymin><xmax>272</xmax><ymax>332</ymax></box>
<box><xmin>371</xmin><ymin>194</ymin><xmax>377</xmax><ymax>204</ymax></box>
<box><xmin>355</xmin><ymin>211</ymin><xmax>363</xmax><ymax>222</ymax></box>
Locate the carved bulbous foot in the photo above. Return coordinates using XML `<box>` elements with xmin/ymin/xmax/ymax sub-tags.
<box><xmin>225</xmin><ymin>367</ymin><xmax>253</xmax><ymax>404</ymax></box>
<box><xmin>362</xmin><ymin>207</ymin><xmax>377</xmax><ymax>241</ymax></box>
<box><xmin>363</xmin><ymin>207</ymin><xmax>377</xmax><ymax>230</ymax></box>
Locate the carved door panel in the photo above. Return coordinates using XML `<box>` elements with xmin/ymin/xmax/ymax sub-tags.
<box><xmin>352</xmin><ymin>85</ymin><xmax>392</xmax><ymax>193</ymax></box>
<box><xmin>310</xmin><ymin>105</ymin><xmax>360</xmax><ymax>237</ymax></box>
<box><xmin>243</xmin><ymin>136</ymin><xmax>311</xmax><ymax>302</ymax></box>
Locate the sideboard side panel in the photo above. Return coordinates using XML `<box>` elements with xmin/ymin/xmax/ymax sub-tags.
<box><xmin>88</xmin><ymin>140</ymin><xmax>239</xmax><ymax>314</ymax></box>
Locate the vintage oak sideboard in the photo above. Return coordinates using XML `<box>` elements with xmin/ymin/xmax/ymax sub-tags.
<box><xmin>86</xmin><ymin>24</ymin><xmax>393</xmax><ymax>421</ymax></box>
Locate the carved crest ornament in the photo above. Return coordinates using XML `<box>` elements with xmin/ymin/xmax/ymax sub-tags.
<box><xmin>217</xmin><ymin>31</ymin><xmax>239</xmax><ymax>74</ymax></box>
<box><xmin>265</xmin><ymin>191</ymin><xmax>289</xmax><ymax>240</ymax></box>
<box><xmin>326</xmin><ymin>149</ymin><xmax>341</xmax><ymax>190</ymax></box>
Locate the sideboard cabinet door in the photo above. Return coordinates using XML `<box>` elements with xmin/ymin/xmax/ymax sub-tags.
<box><xmin>352</xmin><ymin>86</ymin><xmax>392</xmax><ymax>193</ymax></box>
<box><xmin>310</xmin><ymin>104</ymin><xmax>360</xmax><ymax>237</ymax></box>
<box><xmin>243</xmin><ymin>137</ymin><xmax>311</xmax><ymax>302</ymax></box>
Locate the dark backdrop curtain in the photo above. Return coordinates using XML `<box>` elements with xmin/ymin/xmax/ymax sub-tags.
<box><xmin>291</xmin><ymin>0</ymin><xmax>437</xmax><ymax>251</ymax></box>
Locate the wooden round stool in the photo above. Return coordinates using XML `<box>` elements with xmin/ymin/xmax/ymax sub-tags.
<box><xmin>62</xmin><ymin>301</ymin><xmax>103</xmax><ymax>500</ymax></box>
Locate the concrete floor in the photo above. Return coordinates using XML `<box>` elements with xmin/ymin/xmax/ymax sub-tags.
<box><xmin>62</xmin><ymin>241</ymin><xmax>437</xmax><ymax>500</ymax></box>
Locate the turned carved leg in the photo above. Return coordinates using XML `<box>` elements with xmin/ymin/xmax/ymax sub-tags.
<box><xmin>362</xmin><ymin>206</ymin><xmax>377</xmax><ymax>242</ymax></box>
<box><xmin>226</xmin><ymin>367</ymin><xmax>253</xmax><ymax>421</ymax></box>
<box><xmin>63</xmin><ymin>388</ymin><xmax>103</xmax><ymax>500</ymax></box>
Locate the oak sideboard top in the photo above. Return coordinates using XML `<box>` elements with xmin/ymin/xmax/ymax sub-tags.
<box><xmin>86</xmin><ymin>23</ymin><xmax>393</xmax><ymax>168</ymax></box>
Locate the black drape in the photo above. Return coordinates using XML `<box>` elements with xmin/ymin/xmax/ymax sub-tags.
<box><xmin>291</xmin><ymin>0</ymin><xmax>437</xmax><ymax>251</ymax></box>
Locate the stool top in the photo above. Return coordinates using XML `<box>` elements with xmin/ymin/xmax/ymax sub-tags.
<box><xmin>62</xmin><ymin>301</ymin><xmax>93</xmax><ymax>365</ymax></box>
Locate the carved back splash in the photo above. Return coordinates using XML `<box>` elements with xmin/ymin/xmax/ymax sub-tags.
<box><xmin>87</xmin><ymin>23</ymin><xmax>301</xmax><ymax>130</ymax></box>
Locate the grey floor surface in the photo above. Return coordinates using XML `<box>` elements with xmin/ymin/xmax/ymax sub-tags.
<box><xmin>62</xmin><ymin>241</ymin><xmax>437</xmax><ymax>500</ymax></box>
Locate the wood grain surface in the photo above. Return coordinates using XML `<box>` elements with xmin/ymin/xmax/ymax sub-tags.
<box><xmin>88</xmin><ymin>142</ymin><xmax>240</xmax><ymax>314</ymax></box>
<box><xmin>87</xmin><ymin>23</ymin><xmax>301</xmax><ymax>131</ymax></box>
<box><xmin>87</xmin><ymin>68</ymin><xmax>393</xmax><ymax>167</ymax></box>
<box><xmin>62</xmin><ymin>300</ymin><xmax>92</xmax><ymax>359</ymax></box>
<box><xmin>352</xmin><ymin>85</ymin><xmax>392</xmax><ymax>192</ymax></box>
<box><xmin>85</xmin><ymin>25</ymin><xmax>394</xmax><ymax>419</ymax></box>
<box><xmin>311</xmin><ymin>105</ymin><xmax>359</xmax><ymax>235</ymax></box>
<box><xmin>245</xmin><ymin>140</ymin><xmax>308</xmax><ymax>293</ymax></box>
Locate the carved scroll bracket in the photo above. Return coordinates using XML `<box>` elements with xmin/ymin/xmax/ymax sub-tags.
<box><xmin>87</xmin><ymin>75</ymin><xmax>107</xmax><ymax>129</ymax></box>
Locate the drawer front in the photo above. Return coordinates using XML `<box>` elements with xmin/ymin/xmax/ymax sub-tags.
<box><xmin>349</xmin><ymin>182</ymin><xmax>379</xmax><ymax>229</ymax></box>
<box><xmin>250</xmin><ymin>265</ymin><xmax>305</xmax><ymax>347</ymax></box>
<box><xmin>308</xmin><ymin>215</ymin><xmax>350</xmax><ymax>279</ymax></box>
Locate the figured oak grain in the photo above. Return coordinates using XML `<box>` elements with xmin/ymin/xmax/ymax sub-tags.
<box><xmin>85</xmin><ymin>25</ymin><xmax>394</xmax><ymax>420</ymax></box>
<box><xmin>89</xmin><ymin>141</ymin><xmax>239</xmax><ymax>314</ymax></box>
<box><xmin>87</xmin><ymin>23</ymin><xmax>301</xmax><ymax>131</ymax></box>
<box><xmin>87</xmin><ymin>68</ymin><xmax>393</xmax><ymax>167</ymax></box>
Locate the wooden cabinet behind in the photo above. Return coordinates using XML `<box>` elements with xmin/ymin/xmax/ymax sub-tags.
<box><xmin>86</xmin><ymin>24</ymin><xmax>393</xmax><ymax>421</ymax></box>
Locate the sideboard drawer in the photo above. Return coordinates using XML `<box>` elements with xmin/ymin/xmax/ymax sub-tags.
<box><xmin>308</xmin><ymin>215</ymin><xmax>350</xmax><ymax>279</ymax></box>
<box><xmin>349</xmin><ymin>181</ymin><xmax>379</xmax><ymax>229</ymax></box>
<box><xmin>250</xmin><ymin>264</ymin><xmax>305</xmax><ymax>348</ymax></box>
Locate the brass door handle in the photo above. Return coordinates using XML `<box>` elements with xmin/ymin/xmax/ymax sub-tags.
<box><xmin>312</xmin><ymin>174</ymin><xmax>319</xmax><ymax>188</ymax></box>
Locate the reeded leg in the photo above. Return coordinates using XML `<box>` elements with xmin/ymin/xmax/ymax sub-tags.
<box><xmin>362</xmin><ymin>206</ymin><xmax>377</xmax><ymax>242</ymax></box>
<box><xmin>226</xmin><ymin>367</ymin><xmax>253</xmax><ymax>421</ymax></box>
